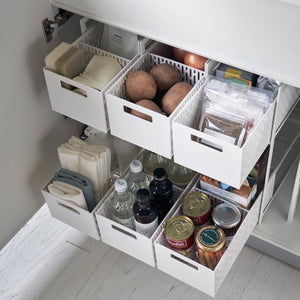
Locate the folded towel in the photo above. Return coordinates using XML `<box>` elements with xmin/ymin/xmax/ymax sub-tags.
<box><xmin>53</xmin><ymin>169</ymin><xmax>95</xmax><ymax>212</ymax></box>
<box><xmin>57</xmin><ymin>136</ymin><xmax>111</xmax><ymax>199</ymax></box>
<box><xmin>48</xmin><ymin>180</ymin><xmax>88</xmax><ymax>211</ymax></box>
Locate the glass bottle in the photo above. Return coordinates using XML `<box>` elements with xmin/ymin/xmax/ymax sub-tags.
<box><xmin>110</xmin><ymin>179</ymin><xmax>136</xmax><ymax>230</ymax></box>
<box><xmin>133</xmin><ymin>189</ymin><xmax>158</xmax><ymax>237</ymax></box>
<box><xmin>149</xmin><ymin>168</ymin><xmax>173</xmax><ymax>223</ymax></box>
<box><xmin>142</xmin><ymin>150</ymin><xmax>170</xmax><ymax>175</ymax></box>
<box><xmin>127</xmin><ymin>160</ymin><xmax>150</xmax><ymax>195</ymax></box>
<box><xmin>166</xmin><ymin>158</ymin><xmax>195</xmax><ymax>188</ymax></box>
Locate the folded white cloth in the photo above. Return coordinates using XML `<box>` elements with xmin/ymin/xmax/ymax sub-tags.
<box><xmin>57</xmin><ymin>136</ymin><xmax>111</xmax><ymax>199</ymax></box>
<box><xmin>48</xmin><ymin>180</ymin><xmax>88</xmax><ymax>210</ymax></box>
<box><xmin>73</xmin><ymin>55</ymin><xmax>122</xmax><ymax>95</ymax></box>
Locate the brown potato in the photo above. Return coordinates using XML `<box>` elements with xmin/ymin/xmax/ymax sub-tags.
<box><xmin>149</xmin><ymin>63</ymin><xmax>180</xmax><ymax>92</ymax></box>
<box><xmin>162</xmin><ymin>82</ymin><xmax>192</xmax><ymax>115</ymax></box>
<box><xmin>125</xmin><ymin>70</ymin><xmax>157</xmax><ymax>102</ymax></box>
<box><xmin>131</xmin><ymin>99</ymin><xmax>161</xmax><ymax>122</ymax></box>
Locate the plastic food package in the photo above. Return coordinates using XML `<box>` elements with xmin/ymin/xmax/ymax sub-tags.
<box><xmin>214</xmin><ymin>63</ymin><xmax>258</xmax><ymax>87</ymax></box>
<box><xmin>197</xmin><ymin>76</ymin><xmax>273</xmax><ymax>148</ymax></box>
<box><xmin>256</xmin><ymin>76</ymin><xmax>280</xmax><ymax>100</ymax></box>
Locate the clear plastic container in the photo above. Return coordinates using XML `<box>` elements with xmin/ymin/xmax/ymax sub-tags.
<box><xmin>127</xmin><ymin>160</ymin><xmax>150</xmax><ymax>195</ymax></box>
<box><xmin>110</xmin><ymin>179</ymin><xmax>136</xmax><ymax>230</ymax></box>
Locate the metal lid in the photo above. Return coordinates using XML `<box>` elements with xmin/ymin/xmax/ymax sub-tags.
<box><xmin>212</xmin><ymin>203</ymin><xmax>241</xmax><ymax>229</ymax></box>
<box><xmin>130</xmin><ymin>160</ymin><xmax>143</xmax><ymax>173</ymax></box>
<box><xmin>114</xmin><ymin>179</ymin><xmax>128</xmax><ymax>193</ymax></box>
<box><xmin>195</xmin><ymin>225</ymin><xmax>225</xmax><ymax>252</ymax></box>
<box><xmin>165</xmin><ymin>215</ymin><xmax>194</xmax><ymax>241</ymax></box>
<box><xmin>182</xmin><ymin>192</ymin><xmax>211</xmax><ymax>217</ymax></box>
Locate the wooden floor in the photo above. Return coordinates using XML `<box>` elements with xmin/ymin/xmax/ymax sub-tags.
<box><xmin>0</xmin><ymin>204</ymin><xmax>300</xmax><ymax>300</ymax></box>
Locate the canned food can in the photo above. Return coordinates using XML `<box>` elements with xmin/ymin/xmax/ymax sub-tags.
<box><xmin>181</xmin><ymin>192</ymin><xmax>211</xmax><ymax>226</ymax></box>
<box><xmin>195</xmin><ymin>225</ymin><xmax>226</xmax><ymax>270</ymax></box>
<box><xmin>165</xmin><ymin>215</ymin><xmax>195</xmax><ymax>259</ymax></box>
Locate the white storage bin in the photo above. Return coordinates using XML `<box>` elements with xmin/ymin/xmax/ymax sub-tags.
<box><xmin>106</xmin><ymin>52</ymin><xmax>204</xmax><ymax>158</ymax></box>
<box><xmin>43</xmin><ymin>23</ymin><xmax>138</xmax><ymax>132</ymax></box>
<box><xmin>95</xmin><ymin>174</ymin><xmax>195</xmax><ymax>267</ymax></box>
<box><xmin>42</xmin><ymin>178</ymin><xmax>114</xmax><ymax>240</ymax></box>
<box><xmin>154</xmin><ymin>178</ymin><xmax>261</xmax><ymax>297</ymax></box>
<box><xmin>172</xmin><ymin>79</ymin><xmax>276</xmax><ymax>189</ymax></box>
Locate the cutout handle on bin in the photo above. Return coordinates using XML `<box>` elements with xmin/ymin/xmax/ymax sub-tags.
<box><xmin>170</xmin><ymin>254</ymin><xmax>199</xmax><ymax>270</ymax></box>
<box><xmin>60</xmin><ymin>81</ymin><xmax>88</xmax><ymax>98</ymax></box>
<box><xmin>111</xmin><ymin>224</ymin><xmax>137</xmax><ymax>240</ymax></box>
<box><xmin>57</xmin><ymin>202</ymin><xmax>81</xmax><ymax>215</ymax></box>
<box><xmin>191</xmin><ymin>134</ymin><xmax>223</xmax><ymax>152</ymax></box>
<box><xmin>124</xmin><ymin>105</ymin><xmax>153</xmax><ymax>123</ymax></box>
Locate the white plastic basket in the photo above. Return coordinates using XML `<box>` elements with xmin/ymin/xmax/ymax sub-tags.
<box><xmin>42</xmin><ymin>177</ymin><xmax>114</xmax><ymax>240</ymax></box>
<box><xmin>43</xmin><ymin>24</ymin><xmax>137</xmax><ymax>132</ymax></box>
<box><xmin>95</xmin><ymin>183</ymin><xmax>186</xmax><ymax>267</ymax></box>
<box><xmin>106</xmin><ymin>52</ymin><xmax>204</xmax><ymax>158</ymax></box>
<box><xmin>172</xmin><ymin>79</ymin><xmax>276</xmax><ymax>189</ymax></box>
<box><xmin>154</xmin><ymin>178</ymin><xmax>261</xmax><ymax>297</ymax></box>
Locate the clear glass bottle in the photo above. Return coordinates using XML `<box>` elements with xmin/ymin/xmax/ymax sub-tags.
<box><xmin>142</xmin><ymin>150</ymin><xmax>170</xmax><ymax>175</ymax></box>
<box><xmin>149</xmin><ymin>168</ymin><xmax>173</xmax><ymax>223</ymax></box>
<box><xmin>133</xmin><ymin>189</ymin><xmax>158</xmax><ymax>237</ymax></box>
<box><xmin>127</xmin><ymin>160</ymin><xmax>150</xmax><ymax>195</ymax></box>
<box><xmin>110</xmin><ymin>179</ymin><xmax>136</xmax><ymax>230</ymax></box>
<box><xmin>166</xmin><ymin>158</ymin><xmax>195</xmax><ymax>188</ymax></box>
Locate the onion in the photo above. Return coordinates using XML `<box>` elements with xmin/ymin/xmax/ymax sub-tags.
<box><xmin>183</xmin><ymin>52</ymin><xmax>208</xmax><ymax>71</ymax></box>
<box><xmin>173</xmin><ymin>47</ymin><xmax>187</xmax><ymax>63</ymax></box>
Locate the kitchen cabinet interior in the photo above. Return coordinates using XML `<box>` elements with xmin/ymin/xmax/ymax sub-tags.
<box><xmin>42</xmin><ymin>1</ymin><xmax>300</xmax><ymax>296</ymax></box>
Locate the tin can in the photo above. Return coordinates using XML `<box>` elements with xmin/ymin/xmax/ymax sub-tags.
<box><xmin>195</xmin><ymin>225</ymin><xmax>226</xmax><ymax>270</ymax></box>
<box><xmin>165</xmin><ymin>215</ymin><xmax>195</xmax><ymax>259</ymax></box>
<box><xmin>212</xmin><ymin>203</ymin><xmax>241</xmax><ymax>247</ymax></box>
<box><xmin>181</xmin><ymin>192</ymin><xmax>211</xmax><ymax>227</ymax></box>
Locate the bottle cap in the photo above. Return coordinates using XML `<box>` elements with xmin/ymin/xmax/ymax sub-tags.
<box><xmin>136</xmin><ymin>188</ymin><xmax>150</xmax><ymax>203</ymax></box>
<box><xmin>114</xmin><ymin>179</ymin><xmax>128</xmax><ymax>193</ymax></box>
<box><xmin>153</xmin><ymin>168</ymin><xmax>167</xmax><ymax>180</ymax></box>
<box><xmin>130</xmin><ymin>160</ymin><xmax>143</xmax><ymax>173</ymax></box>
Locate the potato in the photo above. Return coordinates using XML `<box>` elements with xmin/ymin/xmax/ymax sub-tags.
<box><xmin>149</xmin><ymin>64</ymin><xmax>180</xmax><ymax>92</ymax></box>
<box><xmin>125</xmin><ymin>71</ymin><xmax>157</xmax><ymax>102</ymax></box>
<box><xmin>162</xmin><ymin>82</ymin><xmax>192</xmax><ymax>115</ymax></box>
<box><xmin>131</xmin><ymin>99</ymin><xmax>161</xmax><ymax>122</ymax></box>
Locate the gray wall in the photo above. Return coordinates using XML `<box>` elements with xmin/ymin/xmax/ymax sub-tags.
<box><xmin>0</xmin><ymin>1</ymin><xmax>80</xmax><ymax>248</ymax></box>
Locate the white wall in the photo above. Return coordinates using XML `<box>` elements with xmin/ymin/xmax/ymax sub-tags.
<box><xmin>0</xmin><ymin>0</ymin><xmax>80</xmax><ymax>248</ymax></box>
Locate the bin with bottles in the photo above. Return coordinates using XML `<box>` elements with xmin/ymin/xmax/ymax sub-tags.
<box><xmin>95</xmin><ymin>152</ymin><xmax>196</xmax><ymax>267</ymax></box>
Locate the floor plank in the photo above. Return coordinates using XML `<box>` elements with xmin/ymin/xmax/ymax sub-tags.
<box><xmin>0</xmin><ymin>204</ymin><xmax>300</xmax><ymax>300</ymax></box>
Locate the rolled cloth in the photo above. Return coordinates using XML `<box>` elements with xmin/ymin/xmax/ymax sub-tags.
<box><xmin>48</xmin><ymin>180</ymin><xmax>88</xmax><ymax>211</ymax></box>
<box><xmin>53</xmin><ymin>168</ymin><xmax>95</xmax><ymax>212</ymax></box>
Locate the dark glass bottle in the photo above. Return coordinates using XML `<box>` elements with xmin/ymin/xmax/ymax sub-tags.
<box><xmin>133</xmin><ymin>189</ymin><xmax>158</xmax><ymax>237</ymax></box>
<box><xmin>149</xmin><ymin>168</ymin><xmax>173</xmax><ymax>223</ymax></box>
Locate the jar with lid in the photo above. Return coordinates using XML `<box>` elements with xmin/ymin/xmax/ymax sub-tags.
<box><xmin>212</xmin><ymin>203</ymin><xmax>241</xmax><ymax>247</ymax></box>
<box><xmin>142</xmin><ymin>150</ymin><xmax>169</xmax><ymax>175</ymax></box>
<box><xmin>195</xmin><ymin>225</ymin><xmax>226</xmax><ymax>270</ymax></box>
<box><xmin>166</xmin><ymin>158</ymin><xmax>195</xmax><ymax>189</ymax></box>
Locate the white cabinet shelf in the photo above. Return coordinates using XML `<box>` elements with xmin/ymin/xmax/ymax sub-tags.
<box><xmin>43</xmin><ymin>1</ymin><xmax>300</xmax><ymax>296</ymax></box>
<box><xmin>250</xmin><ymin>154</ymin><xmax>300</xmax><ymax>267</ymax></box>
<box><xmin>51</xmin><ymin>0</ymin><xmax>300</xmax><ymax>89</ymax></box>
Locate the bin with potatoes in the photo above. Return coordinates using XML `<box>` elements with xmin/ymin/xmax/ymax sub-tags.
<box><xmin>106</xmin><ymin>52</ymin><xmax>205</xmax><ymax>158</ymax></box>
